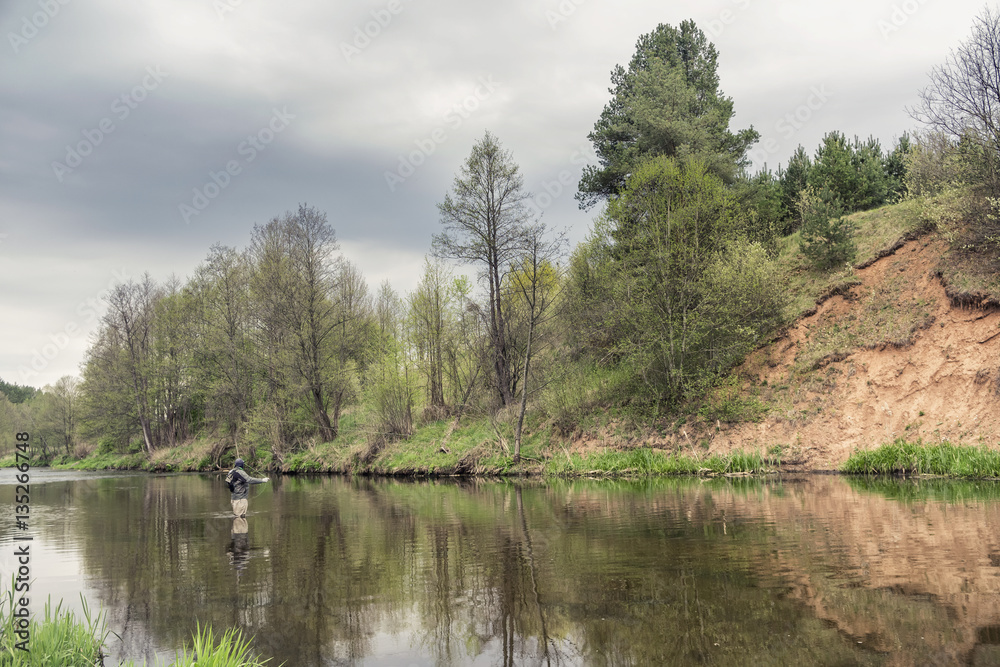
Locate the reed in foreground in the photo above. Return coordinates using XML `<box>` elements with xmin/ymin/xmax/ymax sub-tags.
<box><xmin>0</xmin><ymin>589</ymin><xmax>107</xmax><ymax>667</ymax></box>
<box><xmin>0</xmin><ymin>587</ymin><xmax>276</xmax><ymax>667</ymax></box>
<box><xmin>842</xmin><ymin>438</ymin><xmax>1000</xmax><ymax>478</ymax></box>
<box><xmin>171</xmin><ymin>623</ymin><xmax>275</xmax><ymax>667</ymax></box>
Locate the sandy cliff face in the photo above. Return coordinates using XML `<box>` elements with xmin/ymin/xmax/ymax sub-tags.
<box><xmin>709</xmin><ymin>237</ymin><xmax>1000</xmax><ymax>469</ymax></box>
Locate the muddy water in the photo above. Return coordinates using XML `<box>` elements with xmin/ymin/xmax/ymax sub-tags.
<box><xmin>2</xmin><ymin>471</ymin><xmax>1000</xmax><ymax>665</ymax></box>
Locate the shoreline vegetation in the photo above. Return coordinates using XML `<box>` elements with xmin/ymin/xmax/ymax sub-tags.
<box><xmin>8</xmin><ymin>430</ymin><xmax>1000</xmax><ymax>480</ymax></box>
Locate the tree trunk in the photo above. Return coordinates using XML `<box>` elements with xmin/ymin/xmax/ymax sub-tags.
<box><xmin>513</xmin><ymin>313</ymin><xmax>534</xmax><ymax>462</ymax></box>
<box><xmin>312</xmin><ymin>385</ymin><xmax>336</xmax><ymax>442</ymax></box>
<box><xmin>329</xmin><ymin>389</ymin><xmax>344</xmax><ymax>439</ymax></box>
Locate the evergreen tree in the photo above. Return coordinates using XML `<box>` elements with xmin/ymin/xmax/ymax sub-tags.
<box><xmin>577</xmin><ymin>20</ymin><xmax>759</xmax><ymax>209</ymax></box>
<box><xmin>798</xmin><ymin>186</ymin><xmax>857</xmax><ymax>270</ymax></box>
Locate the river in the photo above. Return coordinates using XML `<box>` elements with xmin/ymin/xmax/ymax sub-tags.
<box><xmin>2</xmin><ymin>470</ymin><xmax>1000</xmax><ymax>665</ymax></box>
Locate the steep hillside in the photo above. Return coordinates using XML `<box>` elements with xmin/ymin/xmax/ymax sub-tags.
<box><xmin>708</xmin><ymin>233</ymin><xmax>1000</xmax><ymax>470</ymax></box>
<box><xmin>560</xmin><ymin>192</ymin><xmax>1000</xmax><ymax>473</ymax></box>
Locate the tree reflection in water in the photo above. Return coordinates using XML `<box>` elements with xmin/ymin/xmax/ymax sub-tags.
<box><xmin>15</xmin><ymin>472</ymin><xmax>1000</xmax><ymax>665</ymax></box>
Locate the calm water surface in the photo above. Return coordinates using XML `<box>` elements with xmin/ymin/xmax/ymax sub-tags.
<box><xmin>2</xmin><ymin>470</ymin><xmax>1000</xmax><ymax>665</ymax></box>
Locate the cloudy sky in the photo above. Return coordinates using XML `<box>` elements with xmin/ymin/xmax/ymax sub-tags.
<box><xmin>0</xmin><ymin>0</ymin><xmax>989</xmax><ymax>388</ymax></box>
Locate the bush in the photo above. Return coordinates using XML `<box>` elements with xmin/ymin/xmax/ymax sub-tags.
<box><xmin>904</xmin><ymin>130</ymin><xmax>968</xmax><ymax>196</ymax></box>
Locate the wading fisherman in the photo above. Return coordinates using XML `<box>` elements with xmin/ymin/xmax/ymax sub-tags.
<box><xmin>225</xmin><ymin>458</ymin><xmax>269</xmax><ymax>518</ymax></box>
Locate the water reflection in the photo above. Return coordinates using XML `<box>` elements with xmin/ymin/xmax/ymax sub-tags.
<box><xmin>227</xmin><ymin>517</ymin><xmax>250</xmax><ymax>572</ymax></box>
<box><xmin>5</xmin><ymin>471</ymin><xmax>1000</xmax><ymax>664</ymax></box>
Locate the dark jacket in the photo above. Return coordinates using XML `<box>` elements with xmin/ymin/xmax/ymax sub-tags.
<box><xmin>225</xmin><ymin>468</ymin><xmax>266</xmax><ymax>500</ymax></box>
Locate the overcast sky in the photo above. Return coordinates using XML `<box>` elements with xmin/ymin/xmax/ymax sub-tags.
<box><xmin>0</xmin><ymin>0</ymin><xmax>990</xmax><ymax>388</ymax></box>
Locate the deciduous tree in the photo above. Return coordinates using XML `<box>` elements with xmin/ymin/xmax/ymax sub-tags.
<box><xmin>910</xmin><ymin>6</ymin><xmax>1000</xmax><ymax>191</ymax></box>
<box><xmin>433</xmin><ymin>131</ymin><xmax>534</xmax><ymax>408</ymax></box>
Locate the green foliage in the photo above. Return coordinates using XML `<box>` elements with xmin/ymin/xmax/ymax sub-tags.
<box><xmin>729</xmin><ymin>169</ymin><xmax>786</xmax><ymax>247</ymax></box>
<box><xmin>0</xmin><ymin>378</ymin><xmax>37</xmax><ymax>404</ymax></box>
<box><xmin>585</xmin><ymin>156</ymin><xmax>785</xmax><ymax>406</ymax></box>
<box><xmin>578</xmin><ymin>20</ymin><xmax>758</xmax><ymax>207</ymax></box>
<box><xmin>778</xmin><ymin>145</ymin><xmax>812</xmax><ymax>229</ymax></box>
<box><xmin>561</xmin><ymin>215</ymin><xmax>617</xmax><ymax>355</ymax></box>
<box><xmin>779</xmin><ymin>133</ymin><xmax>910</xmax><ymax>232</ymax></box>
<box><xmin>884</xmin><ymin>133</ymin><xmax>911</xmax><ymax>200</ymax></box>
<box><xmin>807</xmin><ymin>132</ymin><xmax>893</xmax><ymax>212</ymax></box>
<box><xmin>539</xmin><ymin>360</ymin><xmax>625</xmax><ymax>437</ymax></box>
<box><xmin>544</xmin><ymin>446</ymin><xmax>776</xmax><ymax>476</ymax></box>
<box><xmin>696</xmin><ymin>238</ymin><xmax>785</xmax><ymax>374</ymax></box>
<box><xmin>0</xmin><ymin>588</ymin><xmax>107</xmax><ymax>666</ymax></box>
<box><xmin>361</xmin><ymin>290</ymin><xmax>416</xmax><ymax>457</ymax></box>
<box><xmin>903</xmin><ymin>130</ymin><xmax>968</xmax><ymax>196</ymax></box>
<box><xmin>0</xmin><ymin>586</ymin><xmax>276</xmax><ymax>667</ymax></box>
<box><xmin>695</xmin><ymin>375</ymin><xmax>769</xmax><ymax>423</ymax></box>
<box><xmin>842</xmin><ymin>438</ymin><xmax>1000</xmax><ymax>478</ymax></box>
<box><xmin>172</xmin><ymin>623</ymin><xmax>275</xmax><ymax>667</ymax></box>
<box><xmin>798</xmin><ymin>186</ymin><xmax>857</xmax><ymax>270</ymax></box>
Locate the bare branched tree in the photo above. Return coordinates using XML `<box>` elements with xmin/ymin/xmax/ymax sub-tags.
<box><xmin>433</xmin><ymin>131</ymin><xmax>534</xmax><ymax>408</ymax></box>
<box><xmin>102</xmin><ymin>274</ymin><xmax>161</xmax><ymax>455</ymax></box>
<box><xmin>910</xmin><ymin>6</ymin><xmax>1000</xmax><ymax>190</ymax></box>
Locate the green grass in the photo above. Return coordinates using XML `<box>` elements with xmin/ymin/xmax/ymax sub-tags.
<box><xmin>0</xmin><ymin>589</ymin><xmax>107</xmax><ymax>666</ymax></box>
<box><xmin>172</xmin><ymin>623</ymin><xmax>275</xmax><ymax>666</ymax></box>
<box><xmin>544</xmin><ymin>447</ymin><xmax>777</xmax><ymax>477</ymax></box>
<box><xmin>791</xmin><ymin>269</ymin><xmax>935</xmax><ymax>374</ymax></box>
<box><xmin>842</xmin><ymin>438</ymin><xmax>1000</xmax><ymax>478</ymax></box>
<box><xmin>0</xmin><ymin>584</ymin><xmax>276</xmax><ymax>666</ymax></box>
<box><xmin>777</xmin><ymin>193</ymin><xmax>940</xmax><ymax>324</ymax></box>
<box><xmin>50</xmin><ymin>451</ymin><xmax>147</xmax><ymax>471</ymax></box>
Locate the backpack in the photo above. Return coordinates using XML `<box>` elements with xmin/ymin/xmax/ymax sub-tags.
<box><xmin>225</xmin><ymin>470</ymin><xmax>237</xmax><ymax>492</ymax></box>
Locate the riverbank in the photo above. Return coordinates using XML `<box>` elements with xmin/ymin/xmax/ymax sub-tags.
<box><xmin>11</xmin><ymin>426</ymin><xmax>1000</xmax><ymax>481</ymax></box>
<box><xmin>10</xmin><ymin>423</ymin><xmax>1000</xmax><ymax>480</ymax></box>
<box><xmin>16</xmin><ymin>421</ymin><xmax>783</xmax><ymax>478</ymax></box>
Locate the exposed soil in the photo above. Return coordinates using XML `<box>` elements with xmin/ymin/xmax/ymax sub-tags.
<box><xmin>710</xmin><ymin>236</ymin><xmax>1000</xmax><ymax>470</ymax></box>
<box><xmin>568</xmin><ymin>235</ymin><xmax>1000</xmax><ymax>472</ymax></box>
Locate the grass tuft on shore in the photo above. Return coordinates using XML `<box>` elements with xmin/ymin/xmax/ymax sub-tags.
<box><xmin>544</xmin><ymin>447</ymin><xmax>777</xmax><ymax>476</ymax></box>
<box><xmin>842</xmin><ymin>438</ymin><xmax>1000</xmax><ymax>478</ymax></box>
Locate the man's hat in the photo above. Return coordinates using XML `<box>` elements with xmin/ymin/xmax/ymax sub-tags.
<box><xmin>234</xmin><ymin>458</ymin><xmax>244</xmax><ymax>468</ymax></box>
